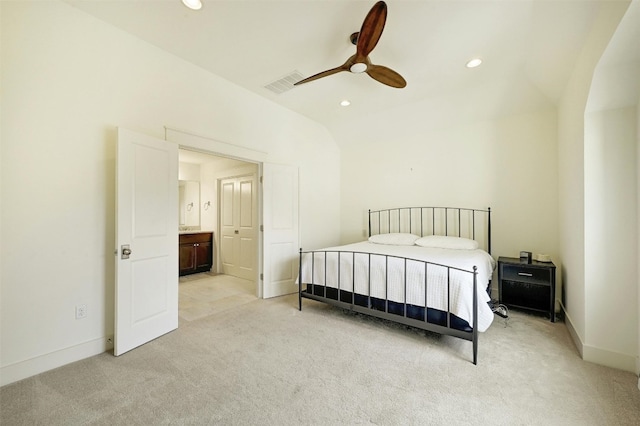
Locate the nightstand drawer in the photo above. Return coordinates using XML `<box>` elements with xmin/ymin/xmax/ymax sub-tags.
<box><xmin>502</xmin><ymin>265</ymin><xmax>551</xmax><ymax>285</ymax></box>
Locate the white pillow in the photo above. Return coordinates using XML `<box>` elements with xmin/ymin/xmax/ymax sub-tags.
<box><xmin>368</xmin><ymin>233</ymin><xmax>421</xmax><ymax>246</ymax></box>
<box><xmin>415</xmin><ymin>235</ymin><xmax>479</xmax><ymax>250</ymax></box>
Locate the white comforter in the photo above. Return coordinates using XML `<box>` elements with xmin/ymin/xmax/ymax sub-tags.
<box><xmin>299</xmin><ymin>241</ymin><xmax>496</xmax><ymax>332</ymax></box>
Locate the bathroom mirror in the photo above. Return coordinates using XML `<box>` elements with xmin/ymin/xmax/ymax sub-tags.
<box><xmin>178</xmin><ymin>180</ymin><xmax>200</xmax><ymax>229</ymax></box>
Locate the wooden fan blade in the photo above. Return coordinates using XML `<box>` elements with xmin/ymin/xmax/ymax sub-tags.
<box><xmin>294</xmin><ymin>56</ymin><xmax>355</xmax><ymax>86</ymax></box>
<box><xmin>356</xmin><ymin>1</ymin><xmax>387</xmax><ymax>58</ymax></box>
<box><xmin>366</xmin><ymin>64</ymin><xmax>407</xmax><ymax>88</ymax></box>
<box><xmin>294</xmin><ymin>67</ymin><xmax>345</xmax><ymax>86</ymax></box>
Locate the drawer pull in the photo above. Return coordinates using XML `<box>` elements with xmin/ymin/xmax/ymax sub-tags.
<box><xmin>518</xmin><ymin>272</ymin><xmax>533</xmax><ymax>277</ymax></box>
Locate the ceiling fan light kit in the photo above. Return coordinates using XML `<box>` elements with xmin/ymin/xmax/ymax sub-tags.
<box><xmin>350</xmin><ymin>63</ymin><xmax>368</xmax><ymax>73</ymax></box>
<box><xmin>295</xmin><ymin>1</ymin><xmax>407</xmax><ymax>89</ymax></box>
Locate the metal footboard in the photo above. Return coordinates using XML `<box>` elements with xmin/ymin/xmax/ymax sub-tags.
<box><xmin>298</xmin><ymin>249</ymin><xmax>480</xmax><ymax>364</ymax></box>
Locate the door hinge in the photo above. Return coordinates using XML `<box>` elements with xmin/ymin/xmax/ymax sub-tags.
<box><xmin>260</xmin><ymin>225</ymin><xmax>264</xmax><ymax>232</ymax></box>
<box><xmin>260</xmin><ymin>273</ymin><xmax>264</xmax><ymax>281</ymax></box>
<box><xmin>260</xmin><ymin>176</ymin><xmax>263</xmax><ymax>183</ymax></box>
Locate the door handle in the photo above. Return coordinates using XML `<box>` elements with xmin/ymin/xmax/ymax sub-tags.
<box><xmin>121</xmin><ymin>244</ymin><xmax>132</xmax><ymax>259</ymax></box>
<box><xmin>234</xmin><ymin>230</ymin><xmax>239</xmax><ymax>234</ymax></box>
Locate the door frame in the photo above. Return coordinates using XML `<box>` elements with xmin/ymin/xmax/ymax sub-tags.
<box><xmin>166</xmin><ymin>127</ymin><xmax>267</xmax><ymax>298</ymax></box>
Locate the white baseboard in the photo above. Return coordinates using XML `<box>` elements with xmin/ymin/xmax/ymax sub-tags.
<box><xmin>1</xmin><ymin>337</ymin><xmax>113</xmax><ymax>387</ymax></box>
<box><xmin>562</xmin><ymin>305</ymin><xmax>584</xmax><ymax>358</ymax></box>
<box><xmin>561</xmin><ymin>302</ymin><xmax>636</xmax><ymax>373</ymax></box>
<box><xmin>582</xmin><ymin>345</ymin><xmax>637</xmax><ymax>373</ymax></box>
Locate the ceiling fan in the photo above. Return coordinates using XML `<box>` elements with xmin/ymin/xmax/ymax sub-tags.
<box><xmin>294</xmin><ymin>1</ymin><xmax>407</xmax><ymax>89</ymax></box>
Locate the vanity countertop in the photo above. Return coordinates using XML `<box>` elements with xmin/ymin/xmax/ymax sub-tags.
<box><xmin>179</xmin><ymin>230</ymin><xmax>213</xmax><ymax>235</ymax></box>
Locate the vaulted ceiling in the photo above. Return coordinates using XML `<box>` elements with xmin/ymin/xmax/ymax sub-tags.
<box><xmin>66</xmin><ymin>0</ymin><xmax>629</xmax><ymax>133</ymax></box>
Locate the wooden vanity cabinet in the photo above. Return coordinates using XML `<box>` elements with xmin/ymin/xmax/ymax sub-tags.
<box><xmin>179</xmin><ymin>232</ymin><xmax>213</xmax><ymax>276</ymax></box>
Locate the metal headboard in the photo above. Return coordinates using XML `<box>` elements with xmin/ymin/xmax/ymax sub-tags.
<box><xmin>368</xmin><ymin>206</ymin><xmax>492</xmax><ymax>254</ymax></box>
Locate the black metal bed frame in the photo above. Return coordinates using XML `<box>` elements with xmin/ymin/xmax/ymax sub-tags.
<box><xmin>298</xmin><ymin>206</ymin><xmax>492</xmax><ymax>365</ymax></box>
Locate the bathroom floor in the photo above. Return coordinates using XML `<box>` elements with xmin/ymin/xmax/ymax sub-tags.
<box><xmin>179</xmin><ymin>273</ymin><xmax>257</xmax><ymax>322</ymax></box>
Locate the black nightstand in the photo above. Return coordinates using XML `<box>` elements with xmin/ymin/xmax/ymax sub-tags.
<box><xmin>498</xmin><ymin>256</ymin><xmax>556</xmax><ymax>322</ymax></box>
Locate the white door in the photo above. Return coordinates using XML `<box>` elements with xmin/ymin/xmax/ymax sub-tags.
<box><xmin>115</xmin><ymin>128</ymin><xmax>178</xmax><ymax>356</ymax></box>
<box><xmin>262</xmin><ymin>163</ymin><xmax>299</xmax><ymax>298</ymax></box>
<box><xmin>220</xmin><ymin>175</ymin><xmax>257</xmax><ymax>280</ymax></box>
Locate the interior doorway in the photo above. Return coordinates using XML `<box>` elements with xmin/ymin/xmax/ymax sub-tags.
<box><xmin>115</xmin><ymin>128</ymin><xmax>300</xmax><ymax>354</ymax></box>
<box><xmin>168</xmin><ymin>126</ymin><xmax>300</xmax><ymax>301</ymax></box>
<box><xmin>178</xmin><ymin>149</ymin><xmax>259</xmax><ymax>295</ymax></box>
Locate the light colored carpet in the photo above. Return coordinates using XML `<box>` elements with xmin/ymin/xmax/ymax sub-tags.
<box><xmin>1</xmin><ymin>282</ymin><xmax>639</xmax><ymax>425</ymax></box>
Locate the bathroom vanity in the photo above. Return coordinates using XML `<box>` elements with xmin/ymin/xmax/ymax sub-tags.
<box><xmin>179</xmin><ymin>232</ymin><xmax>213</xmax><ymax>276</ymax></box>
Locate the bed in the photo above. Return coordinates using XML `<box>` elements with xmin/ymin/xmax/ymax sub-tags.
<box><xmin>297</xmin><ymin>206</ymin><xmax>494</xmax><ymax>364</ymax></box>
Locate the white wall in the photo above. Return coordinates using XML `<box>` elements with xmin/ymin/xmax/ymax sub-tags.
<box><xmin>558</xmin><ymin>0</ymin><xmax>635</xmax><ymax>370</ymax></box>
<box><xmin>585</xmin><ymin>0</ymin><xmax>640</xmax><ymax>374</ymax></box>
<box><xmin>178</xmin><ymin>162</ymin><xmax>201</xmax><ymax>182</ymax></box>
<box><xmin>337</xmin><ymin>102</ymin><xmax>559</xmax><ymax>295</ymax></box>
<box><xmin>584</xmin><ymin>107</ymin><xmax>638</xmax><ymax>371</ymax></box>
<box><xmin>179</xmin><ymin>162</ymin><xmax>202</xmax><ymax>227</ymax></box>
<box><xmin>0</xmin><ymin>1</ymin><xmax>340</xmax><ymax>385</ymax></box>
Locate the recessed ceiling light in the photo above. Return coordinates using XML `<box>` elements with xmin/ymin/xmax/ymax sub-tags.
<box><xmin>466</xmin><ymin>58</ymin><xmax>482</xmax><ymax>68</ymax></box>
<box><xmin>182</xmin><ymin>0</ymin><xmax>202</xmax><ymax>10</ymax></box>
<box><xmin>340</xmin><ymin>100</ymin><xmax>351</xmax><ymax>107</ymax></box>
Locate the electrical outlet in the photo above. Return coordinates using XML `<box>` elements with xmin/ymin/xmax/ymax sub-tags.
<box><xmin>75</xmin><ymin>304</ymin><xmax>87</xmax><ymax>319</ymax></box>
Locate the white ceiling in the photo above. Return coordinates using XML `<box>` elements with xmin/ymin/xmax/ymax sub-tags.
<box><xmin>65</xmin><ymin>0</ymin><xmax>623</xmax><ymax>133</ymax></box>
